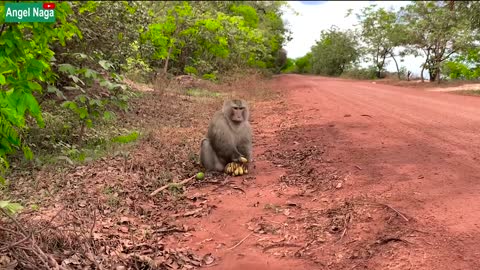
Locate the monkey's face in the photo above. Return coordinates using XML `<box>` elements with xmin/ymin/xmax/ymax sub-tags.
<box><xmin>231</xmin><ymin>106</ymin><xmax>245</xmax><ymax>123</ymax></box>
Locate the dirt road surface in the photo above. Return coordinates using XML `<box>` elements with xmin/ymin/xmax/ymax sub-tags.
<box><xmin>170</xmin><ymin>74</ymin><xmax>480</xmax><ymax>269</ymax></box>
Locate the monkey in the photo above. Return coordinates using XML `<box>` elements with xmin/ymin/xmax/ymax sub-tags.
<box><xmin>199</xmin><ymin>99</ymin><xmax>252</xmax><ymax>174</ymax></box>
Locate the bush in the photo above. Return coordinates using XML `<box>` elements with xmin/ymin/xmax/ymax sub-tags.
<box><xmin>341</xmin><ymin>66</ymin><xmax>378</xmax><ymax>80</ymax></box>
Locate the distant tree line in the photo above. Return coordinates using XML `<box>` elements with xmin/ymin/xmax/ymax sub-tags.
<box><xmin>283</xmin><ymin>1</ymin><xmax>480</xmax><ymax>82</ymax></box>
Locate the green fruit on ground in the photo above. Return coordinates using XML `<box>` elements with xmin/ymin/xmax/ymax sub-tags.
<box><xmin>196</xmin><ymin>172</ymin><xmax>205</xmax><ymax>180</ymax></box>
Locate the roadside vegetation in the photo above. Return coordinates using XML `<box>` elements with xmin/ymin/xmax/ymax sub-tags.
<box><xmin>284</xmin><ymin>1</ymin><xmax>480</xmax><ymax>85</ymax></box>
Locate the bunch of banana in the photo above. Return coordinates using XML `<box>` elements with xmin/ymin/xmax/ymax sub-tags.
<box><xmin>225</xmin><ymin>157</ymin><xmax>249</xmax><ymax>176</ymax></box>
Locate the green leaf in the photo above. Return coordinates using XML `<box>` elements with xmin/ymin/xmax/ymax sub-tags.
<box><xmin>78</xmin><ymin>108</ymin><xmax>88</xmax><ymax>119</ymax></box>
<box><xmin>58</xmin><ymin>64</ymin><xmax>77</xmax><ymax>75</ymax></box>
<box><xmin>22</xmin><ymin>145</ymin><xmax>33</xmax><ymax>160</ymax></box>
<box><xmin>103</xmin><ymin>111</ymin><xmax>116</xmax><ymax>120</ymax></box>
<box><xmin>0</xmin><ymin>74</ymin><xmax>5</xmax><ymax>85</ymax></box>
<box><xmin>78</xmin><ymin>95</ymin><xmax>87</xmax><ymax>103</ymax></box>
<box><xmin>0</xmin><ymin>201</ymin><xmax>24</xmax><ymax>215</ymax></box>
<box><xmin>84</xmin><ymin>69</ymin><xmax>98</xmax><ymax>79</ymax></box>
<box><xmin>99</xmin><ymin>60</ymin><xmax>113</xmax><ymax>70</ymax></box>
<box><xmin>27</xmin><ymin>81</ymin><xmax>42</xmax><ymax>92</ymax></box>
<box><xmin>47</xmin><ymin>85</ymin><xmax>66</xmax><ymax>100</ymax></box>
<box><xmin>85</xmin><ymin>119</ymin><xmax>93</xmax><ymax>128</ymax></box>
<box><xmin>69</xmin><ymin>75</ymin><xmax>85</xmax><ymax>86</ymax></box>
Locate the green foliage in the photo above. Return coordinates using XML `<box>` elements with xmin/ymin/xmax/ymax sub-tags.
<box><xmin>341</xmin><ymin>66</ymin><xmax>378</xmax><ymax>80</ymax></box>
<box><xmin>202</xmin><ymin>73</ymin><xmax>217</xmax><ymax>81</ymax></box>
<box><xmin>281</xmin><ymin>58</ymin><xmax>296</xmax><ymax>73</ymax></box>
<box><xmin>0</xmin><ymin>200</ymin><xmax>23</xmax><ymax>215</ymax></box>
<box><xmin>310</xmin><ymin>27</ymin><xmax>359</xmax><ymax>76</ymax></box>
<box><xmin>399</xmin><ymin>1</ymin><xmax>476</xmax><ymax>82</ymax></box>
<box><xmin>111</xmin><ymin>131</ymin><xmax>140</xmax><ymax>144</ymax></box>
<box><xmin>56</xmin><ymin>57</ymin><xmax>129</xmax><ymax>144</ymax></box>
<box><xmin>0</xmin><ymin>1</ymin><xmax>81</xmax><ymax>179</ymax></box>
<box><xmin>140</xmin><ymin>1</ymin><xmax>290</xmax><ymax>76</ymax></box>
<box><xmin>443</xmin><ymin>48</ymin><xmax>480</xmax><ymax>79</ymax></box>
<box><xmin>456</xmin><ymin>1</ymin><xmax>480</xmax><ymax>31</ymax></box>
<box><xmin>0</xmin><ymin>0</ymin><xmax>291</xmax><ymax>185</ymax></box>
<box><xmin>230</xmin><ymin>4</ymin><xmax>259</xmax><ymax>28</ymax></box>
<box><xmin>184</xmin><ymin>66</ymin><xmax>198</xmax><ymax>75</ymax></box>
<box><xmin>295</xmin><ymin>53</ymin><xmax>312</xmax><ymax>74</ymax></box>
<box><xmin>355</xmin><ymin>5</ymin><xmax>407</xmax><ymax>78</ymax></box>
<box><xmin>65</xmin><ymin>1</ymin><xmax>155</xmax><ymax>72</ymax></box>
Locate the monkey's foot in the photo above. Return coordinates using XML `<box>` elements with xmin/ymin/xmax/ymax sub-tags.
<box><xmin>225</xmin><ymin>162</ymin><xmax>248</xmax><ymax>176</ymax></box>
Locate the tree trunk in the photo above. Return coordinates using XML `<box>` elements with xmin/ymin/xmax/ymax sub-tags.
<box><xmin>436</xmin><ymin>66</ymin><xmax>441</xmax><ymax>84</ymax></box>
<box><xmin>78</xmin><ymin>121</ymin><xmax>86</xmax><ymax>146</ymax></box>
<box><xmin>428</xmin><ymin>67</ymin><xmax>437</xmax><ymax>82</ymax></box>
<box><xmin>420</xmin><ymin>63</ymin><xmax>425</xmax><ymax>82</ymax></box>
<box><xmin>421</xmin><ymin>48</ymin><xmax>432</xmax><ymax>83</ymax></box>
<box><xmin>163</xmin><ymin>44</ymin><xmax>173</xmax><ymax>74</ymax></box>
<box><xmin>429</xmin><ymin>68</ymin><xmax>436</xmax><ymax>82</ymax></box>
<box><xmin>391</xmin><ymin>54</ymin><xmax>401</xmax><ymax>80</ymax></box>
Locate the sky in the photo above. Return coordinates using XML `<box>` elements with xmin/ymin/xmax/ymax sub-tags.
<box><xmin>282</xmin><ymin>1</ymin><xmax>426</xmax><ymax>77</ymax></box>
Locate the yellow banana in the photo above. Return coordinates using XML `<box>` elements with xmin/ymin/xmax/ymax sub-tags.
<box><xmin>225</xmin><ymin>163</ymin><xmax>234</xmax><ymax>174</ymax></box>
<box><xmin>239</xmin><ymin>157</ymin><xmax>248</xmax><ymax>163</ymax></box>
<box><xmin>238</xmin><ymin>166</ymin><xmax>244</xmax><ymax>175</ymax></box>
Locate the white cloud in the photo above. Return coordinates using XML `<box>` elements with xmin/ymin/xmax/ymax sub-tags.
<box><xmin>282</xmin><ymin>1</ymin><xmax>426</xmax><ymax>77</ymax></box>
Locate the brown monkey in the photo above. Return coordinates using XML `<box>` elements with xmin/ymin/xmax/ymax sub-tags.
<box><xmin>200</xmin><ymin>99</ymin><xmax>252</xmax><ymax>173</ymax></box>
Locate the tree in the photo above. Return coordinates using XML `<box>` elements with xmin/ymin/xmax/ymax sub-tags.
<box><xmin>399</xmin><ymin>1</ymin><xmax>476</xmax><ymax>83</ymax></box>
<box><xmin>356</xmin><ymin>5</ymin><xmax>407</xmax><ymax>79</ymax></box>
<box><xmin>443</xmin><ymin>47</ymin><xmax>480</xmax><ymax>80</ymax></box>
<box><xmin>456</xmin><ymin>1</ymin><xmax>480</xmax><ymax>31</ymax></box>
<box><xmin>310</xmin><ymin>26</ymin><xmax>359</xmax><ymax>76</ymax></box>
<box><xmin>295</xmin><ymin>53</ymin><xmax>312</xmax><ymax>74</ymax></box>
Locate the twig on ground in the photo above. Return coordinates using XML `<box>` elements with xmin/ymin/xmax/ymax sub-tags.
<box><xmin>150</xmin><ymin>175</ymin><xmax>195</xmax><ymax>196</ymax></box>
<box><xmin>90</xmin><ymin>208</ymin><xmax>97</xmax><ymax>239</ymax></box>
<box><xmin>171</xmin><ymin>208</ymin><xmax>204</xmax><ymax>218</ymax></box>
<box><xmin>0</xmin><ymin>208</ymin><xmax>29</xmax><ymax>236</ymax></box>
<box><xmin>230</xmin><ymin>185</ymin><xmax>246</xmax><ymax>193</ymax></box>
<box><xmin>227</xmin><ymin>232</ymin><xmax>254</xmax><ymax>250</ymax></box>
<box><xmin>379</xmin><ymin>203</ymin><xmax>410</xmax><ymax>222</ymax></box>
<box><xmin>336</xmin><ymin>214</ymin><xmax>350</xmax><ymax>244</ymax></box>
<box><xmin>263</xmin><ymin>243</ymin><xmax>301</xmax><ymax>252</ymax></box>
<box><xmin>35</xmin><ymin>206</ymin><xmax>66</xmax><ymax>235</ymax></box>
<box><xmin>0</xmin><ymin>235</ymin><xmax>30</xmax><ymax>251</ymax></box>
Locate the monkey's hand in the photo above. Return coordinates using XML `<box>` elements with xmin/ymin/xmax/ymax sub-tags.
<box><xmin>225</xmin><ymin>162</ymin><xmax>248</xmax><ymax>176</ymax></box>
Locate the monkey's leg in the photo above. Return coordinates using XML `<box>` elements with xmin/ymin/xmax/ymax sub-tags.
<box><xmin>200</xmin><ymin>139</ymin><xmax>226</xmax><ymax>172</ymax></box>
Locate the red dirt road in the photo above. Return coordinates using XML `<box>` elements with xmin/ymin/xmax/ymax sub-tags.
<box><xmin>178</xmin><ymin>74</ymin><xmax>480</xmax><ymax>269</ymax></box>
